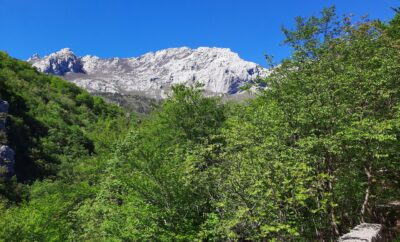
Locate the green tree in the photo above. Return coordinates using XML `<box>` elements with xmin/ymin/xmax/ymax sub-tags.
<box><xmin>71</xmin><ymin>84</ymin><xmax>226</xmax><ymax>240</ymax></box>
<box><xmin>257</xmin><ymin>6</ymin><xmax>400</xmax><ymax>238</ymax></box>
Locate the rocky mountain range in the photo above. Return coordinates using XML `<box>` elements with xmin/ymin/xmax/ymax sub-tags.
<box><xmin>28</xmin><ymin>47</ymin><xmax>268</xmax><ymax>101</ymax></box>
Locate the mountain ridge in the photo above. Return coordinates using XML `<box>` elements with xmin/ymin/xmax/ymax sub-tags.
<box><xmin>28</xmin><ymin>47</ymin><xmax>269</xmax><ymax>100</ymax></box>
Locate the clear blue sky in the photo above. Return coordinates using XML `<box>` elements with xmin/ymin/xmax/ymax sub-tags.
<box><xmin>0</xmin><ymin>0</ymin><xmax>397</xmax><ymax>66</ymax></box>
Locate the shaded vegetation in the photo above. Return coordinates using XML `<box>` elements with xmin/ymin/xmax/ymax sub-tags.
<box><xmin>95</xmin><ymin>92</ymin><xmax>160</xmax><ymax>114</ymax></box>
<box><xmin>0</xmin><ymin>52</ymin><xmax>130</xmax><ymax>199</ymax></box>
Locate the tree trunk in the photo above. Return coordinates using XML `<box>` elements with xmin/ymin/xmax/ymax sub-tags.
<box><xmin>327</xmin><ymin>155</ymin><xmax>340</xmax><ymax>236</ymax></box>
<box><xmin>361</xmin><ymin>161</ymin><xmax>373</xmax><ymax>222</ymax></box>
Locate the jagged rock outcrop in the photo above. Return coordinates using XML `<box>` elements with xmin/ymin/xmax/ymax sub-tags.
<box><xmin>0</xmin><ymin>100</ymin><xmax>8</xmax><ymax>131</ymax></box>
<box><xmin>0</xmin><ymin>100</ymin><xmax>15</xmax><ymax>177</ymax></box>
<box><xmin>338</xmin><ymin>223</ymin><xmax>383</xmax><ymax>242</ymax></box>
<box><xmin>28</xmin><ymin>48</ymin><xmax>84</xmax><ymax>76</ymax></box>
<box><xmin>0</xmin><ymin>145</ymin><xmax>15</xmax><ymax>177</ymax></box>
<box><xmin>28</xmin><ymin>47</ymin><xmax>269</xmax><ymax>99</ymax></box>
<box><xmin>0</xmin><ymin>100</ymin><xmax>8</xmax><ymax>113</ymax></box>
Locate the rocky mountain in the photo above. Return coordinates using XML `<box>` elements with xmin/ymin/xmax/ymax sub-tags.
<box><xmin>28</xmin><ymin>47</ymin><xmax>268</xmax><ymax>100</ymax></box>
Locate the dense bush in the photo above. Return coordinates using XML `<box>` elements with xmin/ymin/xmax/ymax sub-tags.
<box><xmin>0</xmin><ymin>52</ymin><xmax>133</xmax><ymax>240</ymax></box>
<box><xmin>0</xmin><ymin>52</ymin><xmax>130</xmax><ymax>197</ymax></box>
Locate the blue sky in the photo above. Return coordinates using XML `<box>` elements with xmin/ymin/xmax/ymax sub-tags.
<box><xmin>0</xmin><ymin>0</ymin><xmax>397</xmax><ymax>66</ymax></box>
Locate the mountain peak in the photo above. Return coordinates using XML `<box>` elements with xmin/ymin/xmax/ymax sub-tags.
<box><xmin>47</xmin><ymin>48</ymin><xmax>78</xmax><ymax>60</ymax></box>
<box><xmin>59</xmin><ymin>47</ymin><xmax>73</xmax><ymax>52</ymax></box>
<box><xmin>27</xmin><ymin>53</ymin><xmax>40</xmax><ymax>62</ymax></box>
<box><xmin>30</xmin><ymin>48</ymin><xmax>83</xmax><ymax>75</ymax></box>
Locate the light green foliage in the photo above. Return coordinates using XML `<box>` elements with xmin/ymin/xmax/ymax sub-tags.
<box><xmin>0</xmin><ymin>52</ymin><xmax>128</xmax><ymax>181</ymax></box>
<box><xmin>256</xmin><ymin>6</ymin><xmax>400</xmax><ymax>239</ymax></box>
<box><xmin>194</xmin><ymin>101</ymin><xmax>320</xmax><ymax>240</ymax></box>
<box><xmin>0</xmin><ymin>53</ymin><xmax>131</xmax><ymax>240</ymax></box>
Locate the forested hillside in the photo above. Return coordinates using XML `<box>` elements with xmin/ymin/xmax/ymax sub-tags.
<box><xmin>0</xmin><ymin>51</ymin><xmax>131</xmax><ymax>236</ymax></box>
<box><xmin>0</xmin><ymin>7</ymin><xmax>399</xmax><ymax>241</ymax></box>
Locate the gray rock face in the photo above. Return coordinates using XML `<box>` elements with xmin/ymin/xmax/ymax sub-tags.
<box><xmin>0</xmin><ymin>120</ymin><xmax>5</xmax><ymax>131</ymax></box>
<box><xmin>0</xmin><ymin>100</ymin><xmax>15</xmax><ymax>177</ymax></box>
<box><xmin>0</xmin><ymin>145</ymin><xmax>15</xmax><ymax>177</ymax></box>
<box><xmin>0</xmin><ymin>100</ymin><xmax>9</xmax><ymax>113</ymax></box>
<box><xmin>29</xmin><ymin>47</ymin><xmax>269</xmax><ymax>99</ymax></box>
<box><xmin>0</xmin><ymin>100</ymin><xmax>9</xmax><ymax>131</ymax></box>
<box><xmin>338</xmin><ymin>223</ymin><xmax>383</xmax><ymax>242</ymax></box>
<box><xmin>28</xmin><ymin>48</ymin><xmax>84</xmax><ymax>75</ymax></box>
